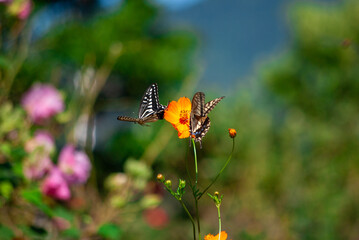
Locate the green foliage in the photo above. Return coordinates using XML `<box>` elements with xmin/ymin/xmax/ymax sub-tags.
<box><xmin>16</xmin><ymin>0</ymin><xmax>196</xmax><ymax>98</ymax></box>
<box><xmin>263</xmin><ymin>0</ymin><xmax>359</xmax><ymax>119</ymax></box>
<box><xmin>97</xmin><ymin>223</ymin><xmax>123</xmax><ymax>240</ymax></box>
<box><xmin>53</xmin><ymin>207</ymin><xmax>74</xmax><ymax>222</ymax></box>
<box><xmin>21</xmin><ymin>188</ymin><xmax>53</xmax><ymax>216</ymax></box>
<box><xmin>0</xmin><ymin>225</ymin><xmax>14</xmax><ymax>240</ymax></box>
<box><xmin>124</xmin><ymin>158</ymin><xmax>152</xmax><ymax>189</ymax></box>
<box><xmin>0</xmin><ymin>181</ymin><xmax>13</xmax><ymax>199</ymax></box>
<box><xmin>60</xmin><ymin>228</ymin><xmax>81</xmax><ymax>239</ymax></box>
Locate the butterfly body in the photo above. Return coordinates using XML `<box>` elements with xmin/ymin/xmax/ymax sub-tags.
<box><xmin>190</xmin><ymin>92</ymin><xmax>224</xmax><ymax>146</ymax></box>
<box><xmin>117</xmin><ymin>83</ymin><xmax>166</xmax><ymax>126</ymax></box>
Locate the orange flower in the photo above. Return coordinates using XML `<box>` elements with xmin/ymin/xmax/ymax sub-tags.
<box><xmin>228</xmin><ymin>128</ymin><xmax>237</xmax><ymax>138</ymax></box>
<box><xmin>164</xmin><ymin>97</ymin><xmax>191</xmax><ymax>138</ymax></box>
<box><xmin>204</xmin><ymin>231</ymin><xmax>229</xmax><ymax>240</ymax></box>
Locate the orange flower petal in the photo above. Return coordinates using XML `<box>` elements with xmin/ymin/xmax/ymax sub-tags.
<box><xmin>178</xmin><ymin>97</ymin><xmax>192</xmax><ymax>112</ymax></box>
<box><xmin>204</xmin><ymin>231</ymin><xmax>228</xmax><ymax>240</ymax></box>
<box><xmin>228</xmin><ymin>128</ymin><xmax>237</xmax><ymax>138</ymax></box>
<box><xmin>164</xmin><ymin>97</ymin><xmax>192</xmax><ymax>139</ymax></box>
<box><xmin>204</xmin><ymin>234</ymin><xmax>215</xmax><ymax>240</ymax></box>
<box><xmin>178</xmin><ymin>127</ymin><xmax>190</xmax><ymax>138</ymax></box>
<box><xmin>164</xmin><ymin>101</ymin><xmax>180</xmax><ymax>124</ymax></box>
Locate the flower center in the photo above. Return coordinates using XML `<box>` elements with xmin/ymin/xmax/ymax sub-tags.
<box><xmin>179</xmin><ymin>110</ymin><xmax>189</xmax><ymax>125</ymax></box>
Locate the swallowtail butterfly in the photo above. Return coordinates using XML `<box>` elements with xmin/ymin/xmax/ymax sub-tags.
<box><xmin>190</xmin><ymin>92</ymin><xmax>224</xmax><ymax>147</ymax></box>
<box><xmin>117</xmin><ymin>83</ymin><xmax>166</xmax><ymax>126</ymax></box>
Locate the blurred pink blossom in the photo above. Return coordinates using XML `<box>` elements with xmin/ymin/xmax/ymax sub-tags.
<box><xmin>23</xmin><ymin>156</ymin><xmax>53</xmax><ymax>180</ymax></box>
<box><xmin>41</xmin><ymin>167</ymin><xmax>71</xmax><ymax>201</ymax></box>
<box><xmin>21</xmin><ymin>83</ymin><xmax>64</xmax><ymax>124</ymax></box>
<box><xmin>25</xmin><ymin>130</ymin><xmax>55</xmax><ymax>154</ymax></box>
<box><xmin>17</xmin><ymin>0</ymin><xmax>31</xmax><ymax>20</ymax></box>
<box><xmin>7</xmin><ymin>0</ymin><xmax>32</xmax><ymax>19</ymax></box>
<box><xmin>58</xmin><ymin>145</ymin><xmax>91</xmax><ymax>184</ymax></box>
<box><xmin>0</xmin><ymin>0</ymin><xmax>12</xmax><ymax>4</ymax></box>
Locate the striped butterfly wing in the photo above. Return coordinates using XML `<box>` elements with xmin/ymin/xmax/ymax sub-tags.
<box><xmin>190</xmin><ymin>93</ymin><xmax>224</xmax><ymax>146</ymax></box>
<box><xmin>191</xmin><ymin>117</ymin><xmax>211</xmax><ymax>143</ymax></box>
<box><xmin>117</xmin><ymin>116</ymin><xmax>142</xmax><ymax>124</ymax></box>
<box><xmin>156</xmin><ymin>103</ymin><xmax>167</xmax><ymax>120</ymax></box>
<box><xmin>118</xmin><ymin>83</ymin><xmax>165</xmax><ymax>125</ymax></box>
<box><xmin>138</xmin><ymin>83</ymin><xmax>159</xmax><ymax>120</ymax></box>
<box><xmin>190</xmin><ymin>92</ymin><xmax>209</xmax><ymax>146</ymax></box>
<box><xmin>204</xmin><ymin>96</ymin><xmax>225</xmax><ymax>115</ymax></box>
<box><xmin>191</xmin><ymin>92</ymin><xmax>206</xmax><ymax>117</ymax></box>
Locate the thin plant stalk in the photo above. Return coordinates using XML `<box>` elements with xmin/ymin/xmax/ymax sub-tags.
<box><xmin>185</xmin><ymin>144</ymin><xmax>193</xmax><ymax>187</ymax></box>
<box><xmin>180</xmin><ymin>200</ymin><xmax>197</xmax><ymax>240</ymax></box>
<box><xmin>192</xmin><ymin>138</ymin><xmax>198</xmax><ymax>185</ymax></box>
<box><xmin>191</xmin><ymin>138</ymin><xmax>201</xmax><ymax>240</ymax></box>
<box><xmin>198</xmin><ymin>138</ymin><xmax>235</xmax><ymax>200</ymax></box>
<box><xmin>217</xmin><ymin>204</ymin><xmax>222</xmax><ymax>240</ymax></box>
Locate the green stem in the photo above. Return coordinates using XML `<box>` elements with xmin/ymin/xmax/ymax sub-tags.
<box><xmin>185</xmin><ymin>144</ymin><xmax>193</xmax><ymax>188</ymax></box>
<box><xmin>192</xmin><ymin>138</ymin><xmax>198</xmax><ymax>185</ymax></box>
<box><xmin>195</xmin><ymin>199</ymin><xmax>201</xmax><ymax>240</ymax></box>
<box><xmin>198</xmin><ymin>138</ymin><xmax>235</xmax><ymax>200</ymax></box>
<box><xmin>180</xmin><ymin>200</ymin><xmax>197</xmax><ymax>240</ymax></box>
<box><xmin>217</xmin><ymin>205</ymin><xmax>222</xmax><ymax>240</ymax></box>
<box><xmin>191</xmin><ymin>138</ymin><xmax>201</xmax><ymax>240</ymax></box>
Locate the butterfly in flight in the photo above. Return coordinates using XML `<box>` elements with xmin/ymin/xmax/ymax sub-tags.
<box><xmin>190</xmin><ymin>92</ymin><xmax>224</xmax><ymax>147</ymax></box>
<box><xmin>117</xmin><ymin>83</ymin><xmax>167</xmax><ymax>126</ymax></box>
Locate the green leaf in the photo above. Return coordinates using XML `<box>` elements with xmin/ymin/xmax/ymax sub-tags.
<box><xmin>53</xmin><ymin>207</ymin><xmax>74</xmax><ymax>222</ymax></box>
<box><xmin>0</xmin><ymin>225</ymin><xmax>14</xmax><ymax>240</ymax></box>
<box><xmin>0</xmin><ymin>144</ymin><xmax>11</xmax><ymax>158</ymax></box>
<box><xmin>0</xmin><ymin>181</ymin><xmax>13</xmax><ymax>199</ymax></box>
<box><xmin>0</xmin><ymin>56</ymin><xmax>11</xmax><ymax>70</ymax></box>
<box><xmin>12</xmin><ymin>161</ymin><xmax>24</xmax><ymax>178</ymax></box>
<box><xmin>61</xmin><ymin>228</ymin><xmax>80</xmax><ymax>239</ymax></box>
<box><xmin>21</xmin><ymin>188</ymin><xmax>53</xmax><ymax>216</ymax></box>
<box><xmin>97</xmin><ymin>223</ymin><xmax>122</xmax><ymax>240</ymax></box>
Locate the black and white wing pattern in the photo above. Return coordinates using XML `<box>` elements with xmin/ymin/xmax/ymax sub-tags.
<box><xmin>204</xmin><ymin>96</ymin><xmax>225</xmax><ymax>115</ymax></box>
<box><xmin>117</xmin><ymin>83</ymin><xmax>166</xmax><ymax>125</ymax></box>
<box><xmin>190</xmin><ymin>92</ymin><xmax>224</xmax><ymax>147</ymax></box>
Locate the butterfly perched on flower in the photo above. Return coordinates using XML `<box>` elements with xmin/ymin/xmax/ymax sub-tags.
<box><xmin>117</xmin><ymin>83</ymin><xmax>166</xmax><ymax>126</ymax></box>
<box><xmin>190</xmin><ymin>92</ymin><xmax>224</xmax><ymax>146</ymax></box>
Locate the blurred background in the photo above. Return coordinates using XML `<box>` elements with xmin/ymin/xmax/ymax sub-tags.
<box><xmin>1</xmin><ymin>0</ymin><xmax>359</xmax><ymax>239</ymax></box>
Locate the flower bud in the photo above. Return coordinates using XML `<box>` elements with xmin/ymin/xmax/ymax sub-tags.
<box><xmin>156</xmin><ymin>173</ymin><xmax>165</xmax><ymax>182</ymax></box>
<box><xmin>179</xmin><ymin>179</ymin><xmax>186</xmax><ymax>189</ymax></box>
<box><xmin>228</xmin><ymin>128</ymin><xmax>237</xmax><ymax>138</ymax></box>
<box><xmin>214</xmin><ymin>191</ymin><xmax>219</xmax><ymax>197</ymax></box>
<box><xmin>165</xmin><ymin>180</ymin><xmax>172</xmax><ymax>189</ymax></box>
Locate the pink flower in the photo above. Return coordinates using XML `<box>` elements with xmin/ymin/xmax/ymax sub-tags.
<box><xmin>58</xmin><ymin>145</ymin><xmax>91</xmax><ymax>184</ymax></box>
<box><xmin>17</xmin><ymin>0</ymin><xmax>32</xmax><ymax>20</ymax></box>
<box><xmin>25</xmin><ymin>130</ymin><xmax>55</xmax><ymax>154</ymax></box>
<box><xmin>41</xmin><ymin>167</ymin><xmax>71</xmax><ymax>201</ymax></box>
<box><xmin>21</xmin><ymin>83</ymin><xmax>64</xmax><ymax>124</ymax></box>
<box><xmin>23</xmin><ymin>156</ymin><xmax>53</xmax><ymax>180</ymax></box>
<box><xmin>7</xmin><ymin>0</ymin><xmax>32</xmax><ymax>20</ymax></box>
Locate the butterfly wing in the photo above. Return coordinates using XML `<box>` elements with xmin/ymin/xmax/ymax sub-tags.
<box><xmin>204</xmin><ymin>96</ymin><xmax>225</xmax><ymax>115</ymax></box>
<box><xmin>117</xmin><ymin>116</ymin><xmax>141</xmax><ymax>123</ymax></box>
<box><xmin>118</xmin><ymin>83</ymin><xmax>166</xmax><ymax>125</ymax></box>
<box><xmin>190</xmin><ymin>94</ymin><xmax>224</xmax><ymax>146</ymax></box>
<box><xmin>191</xmin><ymin>92</ymin><xmax>206</xmax><ymax>117</ymax></box>
<box><xmin>191</xmin><ymin>117</ymin><xmax>211</xmax><ymax>148</ymax></box>
<box><xmin>138</xmin><ymin>84</ymin><xmax>157</xmax><ymax>119</ymax></box>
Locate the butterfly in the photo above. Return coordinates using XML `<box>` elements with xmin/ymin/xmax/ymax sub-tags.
<box><xmin>190</xmin><ymin>92</ymin><xmax>224</xmax><ymax>147</ymax></box>
<box><xmin>117</xmin><ymin>83</ymin><xmax>166</xmax><ymax>126</ymax></box>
